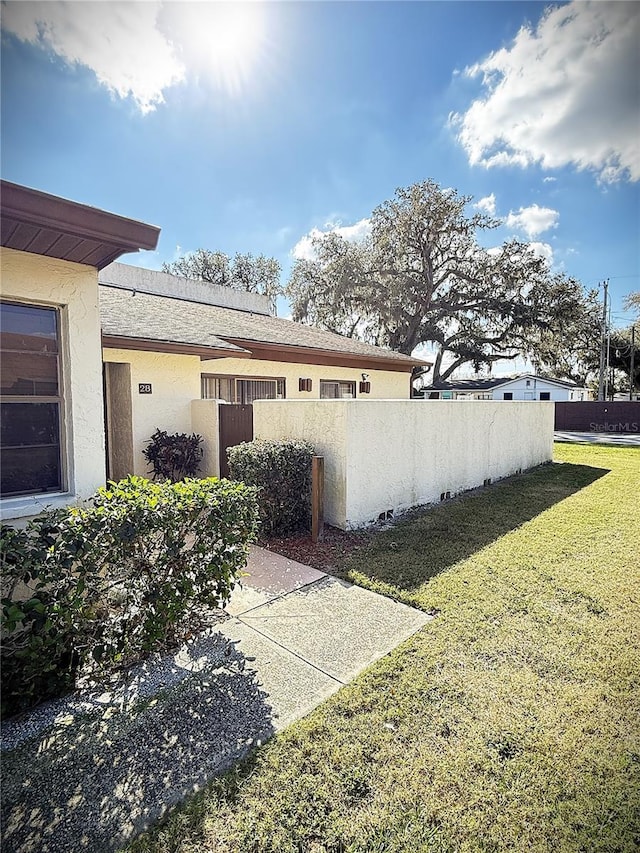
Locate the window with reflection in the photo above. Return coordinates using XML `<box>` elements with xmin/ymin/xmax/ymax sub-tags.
<box><xmin>320</xmin><ymin>380</ymin><xmax>356</xmax><ymax>399</ymax></box>
<box><xmin>201</xmin><ymin>375</ymin><xmax>285</xmax><ymax>404</ymax></box>
<box><xmin>1</xmin><ymin>301</ymin><xmax>64</xmax><ymax>497</ymax></box>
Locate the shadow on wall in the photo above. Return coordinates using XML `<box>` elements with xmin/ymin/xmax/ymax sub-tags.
<box><xmin>337</xmin><ymin>461</ymin><xmax>610</xmax><ymax>595</ymax></box>
<box><xmin>1</xmin><ymin>632</ymin><xmax>275</xmax><ymax>853</ymax></box>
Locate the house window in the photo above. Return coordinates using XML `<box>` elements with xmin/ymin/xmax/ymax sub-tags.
<box><xmin>503</xmin><ymin>392</ymin><xmax>513</xmax><ymax>400</ymax></box>
<box><xmin>1</xmin><ymin>301</ymin><xmax>64</xmax><ymax>498</ymax></box>
<box><xmin>320</xmin><ymin>380</ymin><xmax>356</xmax><ymax>399</ymax></box>
<box><xmin>540</xmin><ymin>392</ymin><xmax>551</xmax><ymax>401</ymax></box>
<box><xmin>202</xmin><ymin>374</ymin><xmax>285</xmax><ymax>404</ymax></box>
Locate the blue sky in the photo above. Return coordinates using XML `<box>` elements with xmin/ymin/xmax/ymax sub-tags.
<box><xmin>2</xmin><ymin>1</ymin><xmax>639</xmax><ymax>347</ymax></box>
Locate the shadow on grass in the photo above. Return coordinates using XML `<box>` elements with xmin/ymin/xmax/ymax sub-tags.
<box><xmin>335</xmin><ymin>462</ymin><xmax>610</xmax><ymax>596</ymax></box>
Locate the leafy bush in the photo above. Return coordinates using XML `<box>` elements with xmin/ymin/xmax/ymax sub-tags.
<box><xmin>1</xmin><ymin>476</ymin><xmax>259</xmax><ymax>718</ymax></box>
<box><xmin>142</xmin><ymin>429</ymin><xmax>203</xmax><ymax>481</ymax></box>
<box><xmin>227</xmin><ymin>439</ymin><xmax>315</xmax><ymax>535</ymax></box>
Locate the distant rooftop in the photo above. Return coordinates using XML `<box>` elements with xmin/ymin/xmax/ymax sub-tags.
<box><xmin>423</xmin><ymin>374</ymin><xmax>581</xmax><ymax>391</ymax></box>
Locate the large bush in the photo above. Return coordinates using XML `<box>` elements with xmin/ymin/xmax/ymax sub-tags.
<box><xmin>1</xmin><ymin>476</ymin><xmax>259</xmax><ymax>718</ymax></box>
<box><xmin>227</xmin><ymin>439</ymin><xmax>315</xmax><ymax>535</ymax></box>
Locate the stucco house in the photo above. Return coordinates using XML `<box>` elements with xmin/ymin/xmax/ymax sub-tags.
<box><xmin>98</xmin><ymin>262</ymin><xmax>427</xmax><ymax>478</ymax></box>
<box><xmin>0</xmin><ymin>180</ymin><xmax>160</xmax><ymax>523</ymax></box>
<box><xmin>420</xmin><ymin>374</ymin><xmax>591</xmax><ymax>402</ymax></box>
<box><xmin>1</xmin><ymin>181</ymin><xmax>428</xmax><ymax>522</ymax></box>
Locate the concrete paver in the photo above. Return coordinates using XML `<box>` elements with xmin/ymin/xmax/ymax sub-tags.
<box><xmin>217</xmin><ymin>617</ymin><xmax>343</xmax><ymax>730</ymax></box>
<box><xmin>240</xmin><ymin>574</ymin><xmax>432</xmax><ymax>684</ymax></box>
<box><xmin>226</xmin><ymin>546</ymin><xmax>326</xmax><ymax>616</ymax></box>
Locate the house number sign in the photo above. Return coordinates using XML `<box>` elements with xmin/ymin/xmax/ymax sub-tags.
<box><xmin>138</xmin><ymin>383</ymin><xmax>153</xmax><ymax>394</ymax></box>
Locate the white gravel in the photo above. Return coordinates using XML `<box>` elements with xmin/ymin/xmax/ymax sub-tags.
<box><xmin>1</xmin><ymin>620</ymin><xmax>277</xmax><ymax>853</ymax></box>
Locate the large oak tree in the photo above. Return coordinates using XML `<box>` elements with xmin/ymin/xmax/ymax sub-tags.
<box><xmin>287</xmin><ymin>180</ymin><xmax>591</xmax><ymax>382</ymax></box>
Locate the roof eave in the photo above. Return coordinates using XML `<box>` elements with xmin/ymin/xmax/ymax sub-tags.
<box><xmin>102</xmin><ymin>334</ymin><xmax>251</xmax><ymax>359</ymax></box>
<box><xmin>1</xmin><ymin>181</ymin><xmax>160</xmax><ymax>269</ymax></box>
<box><xmin>223</xmin><ymin>338</ymin><xmax>429</xmax><ymax>372</ymax></box>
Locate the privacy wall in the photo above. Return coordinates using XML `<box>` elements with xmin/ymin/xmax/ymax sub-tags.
<box><xmin>254</xmin><ymin>400</ymin><xmax>554</xmax><ymax>529</ymax></box>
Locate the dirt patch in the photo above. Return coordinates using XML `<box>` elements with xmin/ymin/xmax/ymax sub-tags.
<box><xmin>260</xmin><ymin>526</ymin><xmax>372</xmax><ymax>573</ymax></box>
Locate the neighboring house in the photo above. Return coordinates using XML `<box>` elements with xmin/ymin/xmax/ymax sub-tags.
<box><xmin>0</xmin><ymin>180</ymin><xmax>160</xmax><ymax>522</ymax></box>
<box><xmin>420</xmin><ymin>374</ymin><xmax>591</xmax><ymax>402</ymax></box>
<box><xmin>98</xmin><ymin>263</ymin><xmax>428</xmax><ymax>478</ymax></box>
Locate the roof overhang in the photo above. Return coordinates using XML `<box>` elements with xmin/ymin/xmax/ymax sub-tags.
<box><xmin>1</xmin><ymin>180</ymin><xmax>160</xmax><ymax>269</ymax></box>
<box><xmin>220</xmin><ymin>338</ymin><xmax>429</xmax><ymax>372</ymax></box>
<box><xmin>102</xmin><ymin>334</ymin><xmax>251</xmax><ymax>359</ymax></box>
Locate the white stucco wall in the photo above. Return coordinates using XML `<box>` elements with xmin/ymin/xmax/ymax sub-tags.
<box><xmin>254</xmin><ymin>399</ymin><xmax>554</xmax><ymax>529</ymax></box>
<box><xmin>1</xmin><ymin>248</ymin><xmax>106</xmax><ymax>522</ymax></box>
<box><xmin>200</xmin><ymin>356</ymin><xmax>411</xmax><ymax>399</ymax></box>
<box><xmin>102</xmin><ymin>348</ymin><xmax>201</xmax><ymax>476</ymax></box>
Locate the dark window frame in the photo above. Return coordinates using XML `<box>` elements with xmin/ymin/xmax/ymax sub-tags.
<box><xmin>1</xmin><ymin>300</ymin><xmax>66</xmax><ymax>498</ymax></box>
<box><xmin>320</xmin><ymin>379</ymin><xmax>357</xmax><ymax>399</ymax></box>
<box><xmin>201</xmin><ymin>374</ymin><xmax>286</xmax><ymax>404</ymax></box>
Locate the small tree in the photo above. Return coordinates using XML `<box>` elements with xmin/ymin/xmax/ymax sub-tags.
<box><xmin>142</xmin><ymin>429</ymin><xmax>203</xmax><ymax>482</ymax></box>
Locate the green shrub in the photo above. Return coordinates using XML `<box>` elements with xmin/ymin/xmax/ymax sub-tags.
<box><xmin>1</xmin><ymin>476</ymin><xmax>259</xmax><ymax>718</ymax></box>
<box><xmin>142</xmin><ymin>429</ymin><xmax>203</xmax><ymax>481</ymax></box>
<box><xmin>227</xmin><ymin>439</ymin><xmax>315</xmax><ymax>535</ymax></box>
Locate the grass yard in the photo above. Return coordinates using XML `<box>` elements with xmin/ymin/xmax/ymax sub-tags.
<box><xmin>129</xmin><ymin>443</ymin><xmax>640</xmax><ymax>853</ymax></box>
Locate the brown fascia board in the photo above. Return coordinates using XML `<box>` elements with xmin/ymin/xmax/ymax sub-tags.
<box><xmin>1</xmin><ymin>181</ymin><xmax>160</xmax><ymax>256</ymax></box>
<box><xmin>225</xmin><ymin>338</ymin><xmax>430</xmax><ymax>372</ymax></box>
<box><xmin>102</xmin><ymin>334</ymin><xmax>251</xmax><ymax>359</ymax></box>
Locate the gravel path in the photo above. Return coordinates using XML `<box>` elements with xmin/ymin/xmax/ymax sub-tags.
<box><xmin>1</xmin><ymin>622</ymin><xmax>275</xmax><ymax>853</ymax></box>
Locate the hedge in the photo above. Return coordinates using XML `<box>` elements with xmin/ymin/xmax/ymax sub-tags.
<box><xmin>1</xmin><ymin>476</ymin><xmax>259</xmax><ymax>718</ymax></box>
<box><xmin>227</xmin><ymin>439</ymin><xmax>315</xmax><ymax>535</ymax></box>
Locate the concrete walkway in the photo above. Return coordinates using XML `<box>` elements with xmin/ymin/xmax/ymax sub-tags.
<box><xmin>1</xmin><ymin>547</ymin><xmax>430</xmax><ymax>853</ymax></box>
<box><xmin>554</xmin><ymin>430</ymin><xmax>640</xmax><ymax>446</ymax></box>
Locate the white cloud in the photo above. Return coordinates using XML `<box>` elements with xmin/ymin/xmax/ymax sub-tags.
<box><xmin>474</xmin><ymin>193</ymin><xmax>497</xmax><ymax>216</ymax></box>
<box><xmin>292</xmin><ymin>218</ymin><xmax>371</xmax><ymax>261</ymax></box>
<box><xmin>486</xmin><ymin>241</ymin><xmax>554</xmax><ymax>266</ymax></box>
<box><xmin>451</xmin><ymin>1</ymin><xmax>640</xmax><ymax>182</ymax></box>
<box><xmin>543</xmin><ymin>177</ymin><xmax>557</xmax><ymax>184</ymax></box>
<box><xmin>2</xmin><ymin>1</ymin><xmax>184</xmax><ymax>113</ymax></box>
<box><xmin>505</xmin><ymin>204</ymin><xmax>559</xmax><ymax>238</ymax></box>
<box><xmin>527</xmin><ymin>242</ymin><xmax>554</xmax><ymax>265</ymax></box>
<box><xmin>1</xmin><ymin>1</ymin><xmax>268</xmax><ymax>111</ymax></box>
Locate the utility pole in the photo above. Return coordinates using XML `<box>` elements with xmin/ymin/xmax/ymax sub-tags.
<box><xmin>605</xmin><ymin>289</ymin><xmax>612</xmax><ymax>400</ymax></box>
<box><xmin>631</xmin><ymin>325</ymin><xmax>636</xmax><ymax>401</ymax></box>
<box><xmin>598</xmin><ymin>280</ymin><xmax>608</xmax><ymax>401</ymax></box>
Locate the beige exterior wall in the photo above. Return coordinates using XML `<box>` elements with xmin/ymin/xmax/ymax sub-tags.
<box><xmin>1</xmin><ymin>248</ymin><xmax>106</xmax><ymax>522</ymax></box>
<box><xmin>254</xmin><ymin>399</ymin><xmax>554</xmax><ymax>529</ymax></box>
<box><xmin>191</xmin><ymin>399</ymin><xmax>221</xmax><ymax>477</ymax></box>
<box><xmin>200</xmin><ymin>355</ymin><xmax>411</xmax><ymax>399</ymax></box>
<box><xmin>102</xmin><ymin>348</ymin><xmax>201</xmax><ymax>477</ymax></box>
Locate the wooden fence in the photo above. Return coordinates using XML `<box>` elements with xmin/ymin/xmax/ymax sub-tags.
<box><xmin>554</xmin><ymin>401</ymin><xmax>640</xmax><ymax>433</ymax></box>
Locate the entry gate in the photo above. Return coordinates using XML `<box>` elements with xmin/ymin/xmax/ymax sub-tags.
<box><xmin>218</xmin><ymin>404</ymin><xmax>253</xmax><ymax>477</ymax></box>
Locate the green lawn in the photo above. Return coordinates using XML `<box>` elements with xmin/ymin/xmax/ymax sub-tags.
<box><xmin>129</xmin><ymin>444</ymin><xmax>640</xmax><ymax>853</ymax></box>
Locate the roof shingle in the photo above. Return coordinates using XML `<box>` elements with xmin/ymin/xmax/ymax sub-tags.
<box><xmin>99</xmin><ymin>285</ymin><xmax>426</xmax><ymax>368</ymax></box>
